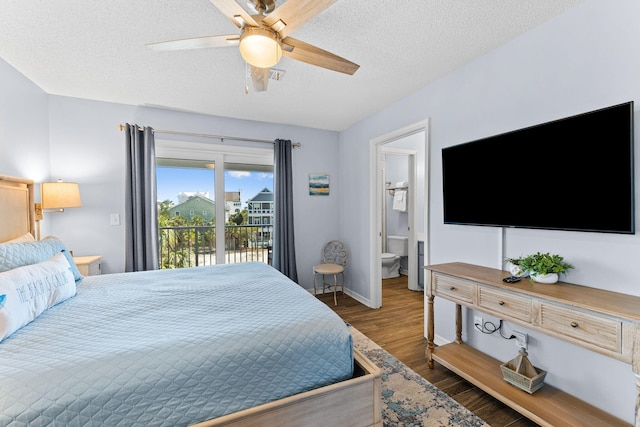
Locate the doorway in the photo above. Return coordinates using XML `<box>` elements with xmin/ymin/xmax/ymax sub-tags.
<box><xmin>369</xmin><ymin>119</ymin><xmax>429</xmax><ymax>308</ymax></box>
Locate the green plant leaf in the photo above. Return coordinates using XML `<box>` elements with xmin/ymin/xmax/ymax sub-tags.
<box><xmin>504</xmin><ymin>252</ymin><xmax>573</xmax><ymax>276</ymax></box>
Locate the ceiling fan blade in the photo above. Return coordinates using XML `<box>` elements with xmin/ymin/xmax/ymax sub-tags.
<box><xmin>209</xmin><ymin>0</ymin><xmax>258</xmax><ymax>28</ymax></box>
<box><xmin>282</xmin><ymin>37</ymin><xmax>359</xmax><ymax>75</ymax></box>
<box><xmin>147</xmin><ymin>35</ymin><xmax>239</xmax><ymax>51</ymax></box>
<box><xmin>263</xmin><ymin>0</ymin><xmax>336</xmax><ymax>39</ymax></box>
<box><xmin>250</xmin><ymin>65</ymin><xmax>270</xmax><ymax>92</ymax></box>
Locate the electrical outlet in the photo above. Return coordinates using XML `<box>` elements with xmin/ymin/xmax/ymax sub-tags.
<box><xmin>474</xmin><ymin>315</ymin><xmax>484</xmax><ymax>332</ymax></box>
<box><xmin>513</xmin><ymin>330</ymin><xmax>528</xmax><ymax>349</ymax></box>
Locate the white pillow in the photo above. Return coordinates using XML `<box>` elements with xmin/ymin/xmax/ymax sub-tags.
<box><xmin>0</xmin><ymin>252</ymin><xmax>76</xmax><ymax>342</ymax></box>
<box><xmin>1</xmin><ymin>232</ymin><xmax>36</xmax><ymax>244</ymax></box>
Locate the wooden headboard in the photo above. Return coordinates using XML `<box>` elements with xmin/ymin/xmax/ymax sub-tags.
<box><xmin>0</xmin><ymin>175</ymin><xmax>36</xmax><ymax>242</ymax></box>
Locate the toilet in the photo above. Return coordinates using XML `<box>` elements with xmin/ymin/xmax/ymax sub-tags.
<box><xmin>381</xmin><ymin>235</ymin><xmax>408</xmax><ymax>279</ymax></box>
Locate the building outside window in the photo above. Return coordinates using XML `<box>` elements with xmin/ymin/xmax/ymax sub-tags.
<box><xmin>246</xmin><ymin>188</ymin><xmax>273</xmax><ymax>247</ymax></box>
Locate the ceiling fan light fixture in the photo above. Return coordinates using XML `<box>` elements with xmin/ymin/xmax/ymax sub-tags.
<box><xmin>239</xmin><ymin>26</ymin><xmax>282</xmax><ymax>68</ymax></box>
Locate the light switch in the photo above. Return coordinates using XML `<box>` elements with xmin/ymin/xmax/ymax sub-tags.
<box><xmin>110</xmin><ymin>213</ymin><xmax>120</xmax><ymax>226</ymax></box>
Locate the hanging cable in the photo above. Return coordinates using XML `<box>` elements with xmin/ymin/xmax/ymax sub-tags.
<box><xmin>473</xmin><ymin>319</ymin><xmax>516</xmax><ymax>340</ymax></box>
<box><xmin>244</xmin><ymin>61</ymin><xmax>250</xmax><ymax>94</ymax></box>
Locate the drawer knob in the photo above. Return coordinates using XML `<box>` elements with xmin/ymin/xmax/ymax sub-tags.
<box><xmin>450</xmin><ymin>286</ymin><xmax>456</xmax><ymax>291</ymax></box>
<box><xmin>570</xmin><ymin>321</ymin><xmax>579</xmax><ymax>328</ymax></box>
<box><xmin>498</xmin><ymin>301</ymin><xmax>505</xmax><ymax>306</ymax></box>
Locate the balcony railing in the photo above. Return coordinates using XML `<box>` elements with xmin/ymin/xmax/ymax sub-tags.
<box><xmin>158</xmin><ymin>224</ymin><xmax>272</xmax><ymax>269</ymax></box>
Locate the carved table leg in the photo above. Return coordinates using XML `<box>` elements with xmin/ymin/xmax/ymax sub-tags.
<box><xmin>455</xmin><ymin>304</ymin><xmax>463</xmax><ymax>344</ymax></box>
<box><xmin>426</xmin><ymin>294</ymin><xmax>435</xmax><ymax>368</ymax></box>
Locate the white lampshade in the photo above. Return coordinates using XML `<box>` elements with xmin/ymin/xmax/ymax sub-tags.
<box><xmin>239</xmin><ymin>27</ymin><xmax>282</xmax><ymax>68</ymax></box>
<box><xmin>41</xmin><ymin>181</ymin><xmax>82</xmax><ymax>209</ymax></box>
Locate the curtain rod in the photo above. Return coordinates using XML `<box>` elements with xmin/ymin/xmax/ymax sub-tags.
<box><xmin>118</xmin><ymin>124</ymin><xmax>301</xmax><ymax>147</ymax></box>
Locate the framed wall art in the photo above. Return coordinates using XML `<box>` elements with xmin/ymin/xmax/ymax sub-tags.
<box><xmin>309</xmin><ymin>173</ymin><xmax>329</xmax><ymax>196</ymax></box>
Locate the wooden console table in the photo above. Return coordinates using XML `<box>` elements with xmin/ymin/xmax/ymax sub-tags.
<box><xmin>425</xmin><ymin>262</ymin><xmax>640</xmax><ymax>427</ymax></box>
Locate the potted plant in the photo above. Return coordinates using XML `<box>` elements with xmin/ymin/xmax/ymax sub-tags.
<box><xmin>505</xmin><ymin>252</ymin><xmax>573</xmax><ymax>284</ymax></box>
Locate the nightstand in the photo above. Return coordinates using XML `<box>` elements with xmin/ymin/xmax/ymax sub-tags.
<box><xmin>73</xmin><ymin>255</ymin><xmax>102</xmax><ymax>276</ymax></box>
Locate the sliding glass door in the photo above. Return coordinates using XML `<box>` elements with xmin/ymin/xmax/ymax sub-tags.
<box><xmin>155</xmin><ymin>141</ymin><xmax>273</xmax><ymax>269</ymax></box>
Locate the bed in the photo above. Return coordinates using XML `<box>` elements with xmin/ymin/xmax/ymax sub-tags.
<box><xmin>0</xmin><ymin>175</ymin><xmax>381</xmax><ymax>427</ymax></box>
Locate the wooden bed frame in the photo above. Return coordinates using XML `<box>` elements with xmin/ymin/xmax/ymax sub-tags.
<box><xmin>196</xmin><ymin>349</ymin><xmax>381</xmax><ymax>427</ymax></box>
<box><xmin>0</xmin><ymin>174</ymin><xmax>382</xmax><ymax>427</ymax></box>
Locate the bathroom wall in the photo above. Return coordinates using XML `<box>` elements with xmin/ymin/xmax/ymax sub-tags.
<box><xmin>384</xmin><ymin>153</ymin><xmax>409</xmax><ymax>273</ymax></box>
<box><xmin>383</xmin><ymin>132</ymin><xmax>426</xmax><ymax>278</ymax></box>
<box><xmin>384</xmin><ymin>153</ymin><xmax>409</xmax><ymax>239</ymax></box>
<box><xmin>384</xmin><ymin>131</ymin><xmax>427</xmax><ymax>277</ymax></box>
<box><xmin>386</xmin><ymin>131</ymin><xmax>426</xmax><ymax>239</ymax></box>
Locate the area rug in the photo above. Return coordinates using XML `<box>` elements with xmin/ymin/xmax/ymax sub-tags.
<box><xmin>350</xmin><ymin>326</ymin><xmax>489</xmax><ymax>427</ymax></box>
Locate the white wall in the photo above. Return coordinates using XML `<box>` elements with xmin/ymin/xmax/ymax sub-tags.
<box><xmin>0</xmin><ymin>58</ymin><xmax>50</xmax><ymax>197</ymax></box>
<box><xmin>340</xmin><ymin>0</ymin><xmax>640</xmax><ymax>422</ymax></box>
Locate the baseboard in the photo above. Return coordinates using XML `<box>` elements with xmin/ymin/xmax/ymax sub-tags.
<box><xmin>312</xmin><ymin>286</ymin><xmax>449</xmax><ymax>346</ymax></box>
<box><xmin>308</xmin><ymin>287</ymin><xmax>374</xmax><ymax>308</ymax></box>
<box><xmin>311</xmin><ymin>285</ymin><xmax>450</xmax><ymax>353</ymax></box>
<box><xmin>434</xmin><ymin>334</ymin><xmax>450</xmax><ymax>347</ymax></box>
<box><xmin>344</xmin><ymin>287</ymin><xmax>373</xmax><ymax>307</ymax></box>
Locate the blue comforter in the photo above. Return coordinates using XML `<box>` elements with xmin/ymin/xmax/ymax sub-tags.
<box><xmin>0</xmin><ymin>263</ymin><xmax>353</xmax><ymax>426</ymax></box>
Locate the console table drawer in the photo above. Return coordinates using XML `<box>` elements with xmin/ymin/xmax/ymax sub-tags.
<box><xmin>478</xmin><ymin>286</ymin><xmax>532</xmax><ymax>322</ymax></box>
<box><xmin>433</xmin><ymin>274</ymin><xmax>475</xmax><ymax>304</ymax></box>
<box><xmin>540</xmin><ymin>303</ymin><xmax>622</xmax><ymax>353</ymax></box>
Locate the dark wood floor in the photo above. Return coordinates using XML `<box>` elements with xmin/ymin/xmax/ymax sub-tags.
<box><xmin>317</xmin><ymin>275</ymin><xmax>539</xmax><ymax>427</ymax></box>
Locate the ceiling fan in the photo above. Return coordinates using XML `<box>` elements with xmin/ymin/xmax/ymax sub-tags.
<box><xmin>147</xmin><ymin>0</ymin><xmax>360</xmax><ymax>92</ymax></box>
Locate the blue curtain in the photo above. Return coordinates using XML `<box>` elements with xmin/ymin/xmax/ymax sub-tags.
<box><xmin>124</xmin><ymin>124</ymin><xmax>159</xmax><ymax>272</ymax></box>
<box><xmin>272</xmin><ymin>139</ymin><xmax>298</xmax><ymax>282</ymax></box>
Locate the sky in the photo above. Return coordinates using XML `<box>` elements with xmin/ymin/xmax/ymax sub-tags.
<box><xmin>157</xmin><ymin>167</ymin><xmax>273</xmax><ymax>208</ymax></box>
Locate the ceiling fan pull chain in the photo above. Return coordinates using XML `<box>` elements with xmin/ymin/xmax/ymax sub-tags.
<box><xmin>244</xmin><ymin>61</ymin><xmax>250</xmax><ymax>94</ymax></box>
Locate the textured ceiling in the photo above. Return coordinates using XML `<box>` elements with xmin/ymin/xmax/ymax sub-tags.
<box><xmin>0</xmin><ymin>0</ymin><xmax>583</xmax><ymax>131</ymax></box>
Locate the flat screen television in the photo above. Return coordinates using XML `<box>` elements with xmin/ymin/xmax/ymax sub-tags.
<box><xmin>442</xmin><ymin>101</ymin><xmax>635</xmax><ymax>234</ymax></box>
